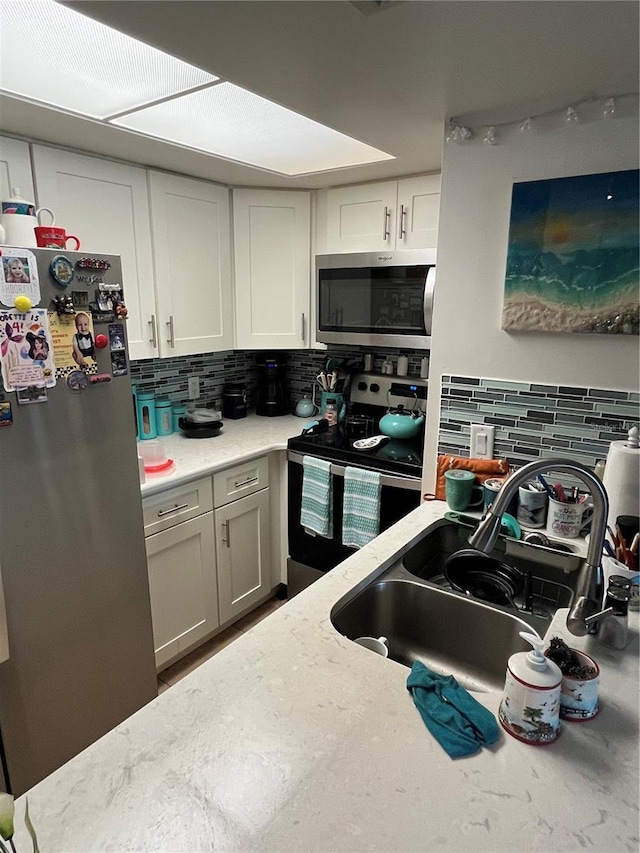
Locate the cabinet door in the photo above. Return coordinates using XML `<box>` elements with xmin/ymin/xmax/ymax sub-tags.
<box><xmin>145</xmin><ymin>512</ymin><xmax>218</xmax><ymax>670</ymax></box>
<box><xmin>31</xmin><ymin>145</ymin><xmax>157</xmax><ymax>360</ymax></box>
<box><xmin>216</xmin><ymin>489</ymin><xmax>272</xmax><ymax>624</ymax></box>
<box><xmin>148</xmin><ymin>171</ymin><xmax>233</xmax><ymax>356</ymax></box>
<box><xmin>0</xmin><ymin>136</ymin><xmax>36</xmax><ymax>208</ymax></box>
<box><xmin>326</xmin><ymin>181</ymin><xmax>397</xmax><ymax>252</ymax></box>
<box><xmin>396</xmin><ymin>175</ymin><xmax>441</xmax><ymax>250</ymax></box>
<box><xmin>233</xmin><ymin>189</ymin><xmax>310</xmax><ymax>349</ymax></box>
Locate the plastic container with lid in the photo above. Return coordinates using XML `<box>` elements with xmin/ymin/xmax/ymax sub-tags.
<box><xmin>136</xmin><ymin>392</ymin><xmax>157</xmax><ymax>440</ymax></box>
<box><xmin>498</xmin><ymin>630</ymin><xmax>562</xmax><ymax>745</ymax></box>
<box><xmin>138</xmin><ymin>439</ymin><xmax>175</xmax><ymax>477</ymax></box>
<box><xmin>155</xmin><ymin>398</ymin><xmax>173</xmax><ymax>436</ymax></box>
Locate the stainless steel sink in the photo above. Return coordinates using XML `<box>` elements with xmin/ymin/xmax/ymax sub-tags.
<box><xmin>330</xmin><ymin>519</ymin><xmax>579</xmax><ymax>690</ymax></box>
<box><xmin>331</xmin><ymin>578</ymin><xmax>535</xmax><ymax>691</ymax></box>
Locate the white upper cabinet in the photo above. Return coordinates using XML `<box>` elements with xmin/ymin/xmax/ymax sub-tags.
<box><xmin>148</xmin><ymin>171</ymin><xmax>233</xmax><ymax>356</ymax></box>
<box><xmin>31</xmin><ymin>145</ymin><xmax>157</xmax><ymax>359</ymax></box>
<box><xmin>233</xmin><ymin>189</ymin><xmax>311</xmax><ymax>349</ymax></box>
<box><xmin>326</xmin><ymin>174</ymin><xmax>441</xmax><ymax>253</ymax></box>
<box><xmin>0</xmin><ymin>136</ymin><xmax>36</xmax><ymax>210</ymax></box>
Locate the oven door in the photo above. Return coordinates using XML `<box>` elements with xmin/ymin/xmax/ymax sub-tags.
<box><xmin>287</xmin><ymin>451</ymin><xmax>422</xmax><ymax>594</ymax></box>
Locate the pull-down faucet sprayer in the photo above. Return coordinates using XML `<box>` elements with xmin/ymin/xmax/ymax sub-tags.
<box><xmin>467</xmin><ymin>458</ymin><xmax>609</xmax><ymax>637</ymax></box>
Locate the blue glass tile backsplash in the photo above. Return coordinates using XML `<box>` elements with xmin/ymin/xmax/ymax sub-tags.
<box><xmin>438</xmin><ymin>375</ymin><xmax>639</xmax><ymax>471</ymax></box>
<box><xmin>130</xmin><ymin>346</ymin><xmax>427</xmax><ymax>411</ymax></box>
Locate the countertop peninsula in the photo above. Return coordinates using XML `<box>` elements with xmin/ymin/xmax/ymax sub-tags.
<box><xmin>14</xmin><ymin>497</ymin><xmax>640</xmax><ymax>852</ymax></box>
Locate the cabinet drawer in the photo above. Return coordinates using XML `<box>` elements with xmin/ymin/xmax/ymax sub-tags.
<box><xmin>142</xmin><ymin>477</ymin><xmax>213</xmax><ymax>536</ymax></box>
<box><xmin>213</xmin><ymin>457</ymin><xmax>269</xmax><ymax>507</ymax></box>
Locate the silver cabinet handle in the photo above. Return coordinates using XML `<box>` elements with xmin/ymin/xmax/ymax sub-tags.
<box><xmin>157</xmin><ymin>502</ymin><xmax>189</xmax><ymax>517</ymax></box>
<box><xmin>300</xmin><ymin>312</ymin><xmax>306</xmax><ymax>342</ymax></box>
<box><xmin>166</xmin><ymin>315</ymin><xmax>175</xmax><ymax>348</ymax></box>
<box><xmin>234</xmin><ymin>476</ymin><xmax>258</xmax><ymax>489</ymax></box>
<box><xmin>148</xmin><ymin>315</ymin><xmax>157</xmax><ymax>348</ymax></box>
<box><xmin>399</xmin><ymin>204</ymin><xmax>407</xmax><ymax>240</ymax></box>
<box><xmin>222</xmin><ymin>520</ymin><xmax>231</xmax><ymax>548</ymax></box>
<box><xmin>383</xmin><ymin>206</ymin><xmax>391</xmax><ymax>241</ymax></box>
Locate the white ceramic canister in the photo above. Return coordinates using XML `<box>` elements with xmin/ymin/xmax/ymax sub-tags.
<box><xmin>498</xmin><ymin>631</ymin><xmax>562</xmax><ymax>745</ymax></box>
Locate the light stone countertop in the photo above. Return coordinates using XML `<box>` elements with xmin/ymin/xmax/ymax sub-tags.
<box><xmin>14</xmin><ymin>499</ymin><xmax>640</xmax><ymax>852</ymax></box>
<box><xmin>138</xmin><ymin>413</ymin><xmax>304</xmax><ymax>497</ymax></box>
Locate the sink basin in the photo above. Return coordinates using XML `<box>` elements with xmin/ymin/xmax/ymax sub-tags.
<box><xmin>330</xmin><ymin>518</ymin><xmax>579</xmax><ymax>691</ymax></box>
<box><xmin>331</xmin><ymin>578</ymin><xmax>536</xmax><ymax>691</ymax></box>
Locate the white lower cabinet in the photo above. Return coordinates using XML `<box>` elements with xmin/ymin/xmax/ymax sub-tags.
<box><xmin>142</xmin><ymin>459</ymin><xmax>275</xmax><ymax>670</ymax></box>
<box><xmin>145</xmin><ymin>513</ymin><xmax>219</xmax><ymax>670</ymax></box>
<box><xmin>215</xmin><ymin>489</ymin><xmax>272</xmax><ymax>624</ymax></box>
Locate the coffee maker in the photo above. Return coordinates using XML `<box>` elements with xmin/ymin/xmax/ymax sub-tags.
<box><xmin>256</xmin><ymin>356</ymin><xmax>288</xmax><ymax>417</ymax></box>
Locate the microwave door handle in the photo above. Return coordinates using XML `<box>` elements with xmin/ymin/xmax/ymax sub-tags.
<box><xmin>423</xmin><ymin>266</ymin><xmax>436</xmax><ymax>336</ymax></box>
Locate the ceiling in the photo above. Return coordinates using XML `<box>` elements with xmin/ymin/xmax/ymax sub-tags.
<box><xmin>0</xmin><ymin>1</ymin><xmax>637</xmax><ymax>190</ymax></box>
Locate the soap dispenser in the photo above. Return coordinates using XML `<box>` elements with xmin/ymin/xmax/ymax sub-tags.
<box><xmin>498</xmin><ymin>630</ymin><xmax>562</xmax><ymax>745</ymax></box>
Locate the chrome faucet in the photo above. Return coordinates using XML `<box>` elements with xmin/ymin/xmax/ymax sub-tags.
<box><xmin>468</xmin><ymin>458</ymin><xmax>609</xmax><ymax>637</ymax></box>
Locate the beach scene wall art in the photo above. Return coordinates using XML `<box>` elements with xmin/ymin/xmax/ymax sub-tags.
<box><xmin>502</xmin><ymin>169</ymin><xmax>639</xmax><ymax>334</ymax></box>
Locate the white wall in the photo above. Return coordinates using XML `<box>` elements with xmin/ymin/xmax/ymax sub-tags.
<box><xmin>423</xmin><ymin>105</ymin><xmax>639</xmax><ymax>491</ymax></box>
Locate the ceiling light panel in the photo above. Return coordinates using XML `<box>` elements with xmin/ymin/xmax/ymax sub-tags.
<box><xmin>0</xmin><ymin>0</ymin><xmax>218</xmax><ymax>119</ymax></box>
<box><xmin>112</xmin><ymin>83</ymin><xmax>395</xmax><ymax>176</ymax></box>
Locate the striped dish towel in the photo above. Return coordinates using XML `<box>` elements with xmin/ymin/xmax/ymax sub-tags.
<box><xmin>301</xmin><ymin>456</ymin><xmax>333</xmax><ymax>538</ymax></box>
<box><xmin>342</xmin><ymin>466</ymin><xmax>381</xmax><ymax>549</ymax></box>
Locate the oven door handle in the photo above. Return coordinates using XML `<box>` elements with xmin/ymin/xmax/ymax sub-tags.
<box><xmin>287</xmin><ymin>451</ymin><xmax>422</xmax><ymax>491</ymax></box>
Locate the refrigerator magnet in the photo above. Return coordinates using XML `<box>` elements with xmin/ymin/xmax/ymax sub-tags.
<box><xmin>0</xmin><ymin>399</ymin><xmax>13</xmax><ymax>426</ymax></box>
<box><xmin>49</xmin><ymin>255</ymin><xmax>75</xmax><ymax>288</ymax></box>
<box><xmin>108</xmin><ymin>323</ymin><xmax>125</xmax><ymax>350</ymax></box>
<box><xmin>16</xmin><ymin>385</ymin><xmax>48</xmax><ymax>405</ymax></box>
<box><xmin>0</xmin><ymin>248</ymin><xmax>41</xmax><ymax>308</ymax></box>
<box><xmin>111</xmin><ymin>350</ymin><xmax>128</xmax><ymax>377</ymax></box>
<box><xmin>48</xmin><ymin>311</ymin><xmax>98</xmax><ymax>378</ymax></box>
<box><xmin>66</xmin><ymin>369</ymin><xmax>89</xmax><ymax>392</ymax></box>
<box><xmin>0</xmin><ymin>308</ymin><xmax>56</xmax><ymax>391</ymax></box>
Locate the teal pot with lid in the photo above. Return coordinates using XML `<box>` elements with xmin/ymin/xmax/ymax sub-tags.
<box><xmin>378</xmin><ymin>405</ymin><xmax>424</xmax><ymax>439</ymax></box>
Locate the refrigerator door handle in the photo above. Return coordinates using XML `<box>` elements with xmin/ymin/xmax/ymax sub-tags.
<box><xmin>0</xmin><ymin>559</ymin><xmax>10</xmax><ymax>664</ymax></box>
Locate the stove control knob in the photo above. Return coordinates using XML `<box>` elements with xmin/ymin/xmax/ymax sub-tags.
<box><xmin>357</xmin><ymin>381</ymin><xmax>367</xmax><ymax>391</ymax></box>
<box><xmin>370</xmin><ymin>383</ymin><xmax>380</xmax><ymax>393</ymax></box>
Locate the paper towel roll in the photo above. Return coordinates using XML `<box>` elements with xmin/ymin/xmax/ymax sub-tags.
<box><xmin>602</xmin><ymin>439</ymin><xmax>640</xmax><ymax>531</ymax></box>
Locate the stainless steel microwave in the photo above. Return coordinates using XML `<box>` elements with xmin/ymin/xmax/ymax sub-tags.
<box><xmin>316</xmin><ymin>250</ymin><xmax>436</xmax><ymax>349</ymax></box>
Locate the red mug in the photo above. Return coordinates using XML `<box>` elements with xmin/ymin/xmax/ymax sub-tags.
<box><xmin>34</xmin><ymin>226</ymin><xmax>80</xmax><ymax>250</ymax></box>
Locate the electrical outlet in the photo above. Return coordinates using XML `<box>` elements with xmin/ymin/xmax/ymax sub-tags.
<box><xmin>470</xmin><ymin>423</ymin><xmax>495</xmax><ymax>459</ymax></box>
<box><xmin>188</xmin><ymin>376</ymin><xmax>200</xmax><ymax>399</ymax></box>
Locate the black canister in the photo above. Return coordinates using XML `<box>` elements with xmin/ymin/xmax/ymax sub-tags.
<box><xmin>223</xmin><ymin>384</ymin><xmax>247</xmax><ymax>419</ymax></box>
<box><xmin>256</xmin><ymin>356</ymin><xmax>288</xmax><ymax>417</ymax></box>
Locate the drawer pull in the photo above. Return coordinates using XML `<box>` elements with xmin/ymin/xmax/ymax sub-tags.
<box><xmin>222</xmin><ymin>520</ymin><xmax>231</xmax><ymax>547</ymax></box>
<box><xmin>234</xmin><ymin>476</ymin><xmax>258</xmax><ymax>489</ymax></box>
<box><xmin>157</xmin><ymin>502</ymin><xmax>189</xmax><ymax>517</ymax></box>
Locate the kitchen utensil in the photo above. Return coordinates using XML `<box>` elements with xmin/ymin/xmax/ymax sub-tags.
<box><xmin>138</xmin><ymin>439</ymin><xmax>175</xmax><ymax>476</ymax></box>
<box><xmin>443</xmin><ymin>549</ymin><xmax>525</xmax><ymax>607</ymax></box>
<box><xmin>378</xmin><ymin>404</ymin><xmax>424</xmax><ymax>439</ymax></box>
<box><xmin>185</xmin><ymin>406</ymin><xmax>222</xmax><ymax>423</ymax></box>
<box><xmin>352</xmin><ymin>434</ymin><xmax>390</xmax><ymax>451</ymax></box>
<box><xmin>517</xmin><ymin>481</ymin><xmax>548</xmax><ymax>528</ymax></box>
<box><xmin>499</xmin><ymin>630</ymin><xmax>562</xmax><ymax>744</ymax></box>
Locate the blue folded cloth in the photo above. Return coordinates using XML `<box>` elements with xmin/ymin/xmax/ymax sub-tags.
<box><xmin>342</xmin><ymin>466</ymin><xmax>381</xmax><ymax>549</ymax></box>
<box><xmin>300</xmin><ymin>455</ymin><xmax>333</xmax><ymax>538</ymax></box>
<box><xmin>406</xmin><ymin>661</ymin><xmax>500</xmax><ymax>758</ymax></box>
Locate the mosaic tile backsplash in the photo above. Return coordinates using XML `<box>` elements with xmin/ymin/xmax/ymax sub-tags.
<box><xmin>130</xmin><ymin>345</ymin><xmax>427</xmax><ymax>413</ymax></box>
<box><xmin>438</xmin><ymin>375</ymin><xmax>640</xmax><ymax>471</ymax></box>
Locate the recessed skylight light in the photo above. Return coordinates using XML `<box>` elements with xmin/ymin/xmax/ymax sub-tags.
<box><xmin>112</xmin><ymin>83</ymin><xmax>394</xmax><ymax>176</ymax></box>
<box><xmin>0</xmin><ymin>0</ymin><xmax>395</xmax><ymax>175</ymax></box>
<box><xmin>0</xmin><ymin>0</ymin><xmax>217</xmax><ymax>119</ymax></box>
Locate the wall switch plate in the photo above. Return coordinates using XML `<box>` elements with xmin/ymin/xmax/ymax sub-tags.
<box><xmin>470</xmin><ymin>423</ymin><xmax>495</xmax><ymax>459</ymax></box>
<box><xmin>188</xmin><ymin>376</ymin><xmax>200</xmax><ymax>399</ymax></box>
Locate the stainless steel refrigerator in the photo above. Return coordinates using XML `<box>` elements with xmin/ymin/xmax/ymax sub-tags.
<box><xmin>0</xmin><ymin>247</ymin><xmax>157</xmax><ymax>796</ymax></box>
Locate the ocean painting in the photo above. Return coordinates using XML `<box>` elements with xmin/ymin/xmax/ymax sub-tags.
<box><xmin>502</xmin><ymin>169</ymin><xmax>639</xmax><ymax>334</ymax></box>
